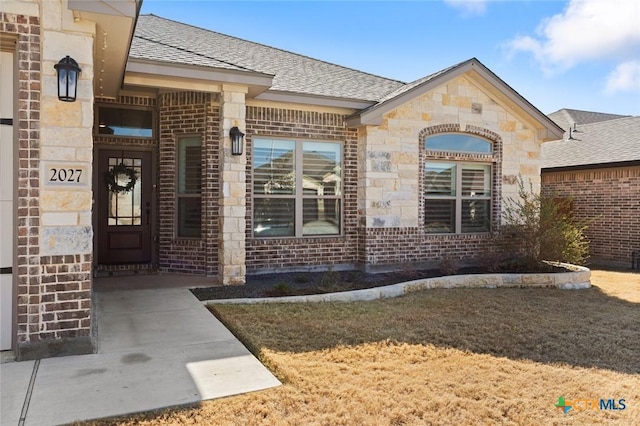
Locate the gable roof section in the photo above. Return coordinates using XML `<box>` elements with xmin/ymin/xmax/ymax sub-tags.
<box><xmin>128</xmin><ymin>14</ymin><xmax>403</xmax><ymax>105</ymax></box>
<box><xmin>345</xmin><ymin>58</ymin><xmax>564</xmax><ymax>141</ymax></box>
<box><xmin>541</xmin><ymin>115</ymin><xmax>640</xmax><ymax>170</ymax></box>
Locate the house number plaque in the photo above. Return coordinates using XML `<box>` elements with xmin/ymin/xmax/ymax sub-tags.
<box><xmin>42</xmin><ymin>162</ymin><xmax>89</xmax><ymax>188</ymax></box>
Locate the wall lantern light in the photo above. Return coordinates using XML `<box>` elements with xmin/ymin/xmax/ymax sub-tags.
<box><xmin>54</xmin><ymin>56</ymin><xmax>81</xmax><ymax>102</ymax></box>
<box><xmin>230</xmin><ymin>126</ymin><xmax>245</xmax><ymax>156</ymax></box>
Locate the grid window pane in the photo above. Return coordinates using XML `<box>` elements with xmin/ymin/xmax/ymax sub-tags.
<box><xmin>253</xmin><ymin>139</ymin><xmax>296</xmax><ymax>195</ymax></box>
<box><xmin>461</xmin><ymin>165</ymin><xmax>490</xmax><ymax>196</ymax></box>
<box><xmin>107</xmin><ymin>157</ymin><xmax>142</xmax><ymax>226</ymax></box>
<box><xmin>425</xmin><ymin>163</ymin><xmax>456</xmax><ymax>196</ymax></box>
<box><xmin>424</xmin><ymin>160</ymin><xmax>492</xmax><ymax>234</ymax></box>
<box><xmin>177</xmin><ymin>136</ymin><xmax>202</xmax><ymax>238</ymax></box>
<box><xmin>178</xmin><ymin>198</ymin><xmax>201</xmax><ymax>238</ymax></box>
<box><xmin>178</xmin><ymin>137</ymin><xmax>202</xmax><ymax>194</ymax></box>
<box><xmin>425</xmin><ymin>199</ymin><xmax>455</xmax><ymax>233</ymax></box>
<box><xmin>462</xmin><ymin>199</ymin><xmax>490</xmax><ymax>233</ymax></box>
<box><xmin>303</xmin><ymin>199</ymin><xmax>340</xmax><ymax>235</ymax></box>
<box><xmin>303</xmin><ymin>142</ymin><xmax>342</xmax><ymax>196</ymax></box>
<box><xmin>254</xmin><ymin>198</ymin><xmax>295</xmax><ymax>237</ymax></box>
<box><xmin>253</xmin><ymin>138</ymin><xmax>342</xmax><ymax>238</ymax></box>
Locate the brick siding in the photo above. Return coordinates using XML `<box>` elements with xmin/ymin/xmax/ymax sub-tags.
<box><xmin>542</xmin><ymin>166</ymin><xmax>640</xmax><ymax>266</ymax></box>
<box><xmin>158</xmin><ymin>92</ymin><xmax>220</xmax><ymax>275</ymax></box>
<box><xmin>245</xmin><ymin>106</ymin><xmax>359</xmax><ymax>271</ymax></box>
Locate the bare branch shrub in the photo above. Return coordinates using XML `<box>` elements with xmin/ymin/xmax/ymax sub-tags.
<box><xmin>494</xmin><ymin>176</ymin><xmax>590</xmax><ymax>270</ymax></box>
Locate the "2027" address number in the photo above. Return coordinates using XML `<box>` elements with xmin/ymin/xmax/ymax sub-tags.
<box><xmin>49</xmin><ymin>168</ymin><xmax>82</xmax><ymax>183</ymax></box>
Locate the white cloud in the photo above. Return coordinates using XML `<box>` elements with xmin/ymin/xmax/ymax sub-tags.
<box><xmin>444</xmin><ymin>0</ymin><xmax>488</xmax><ymax>16</ymax></box>
<box><xmin>507</xmin><ymin>0</ymin><xmax>640</xmax><ymax>73</ymax></box>
<box><xmin>605</xmin><ymin>60</ymin><xmax>640</xmax><ymax>93</ymax></box>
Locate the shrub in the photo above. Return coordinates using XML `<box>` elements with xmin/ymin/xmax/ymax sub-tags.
<box><xmin>264</xmin><ymin>282</ymin><xmax>294</xmax><ymax>297</ymax></box>
<box><xmin>438</xmin><ymin>256</ymin><xmax>459</xmax><ymax>276</ymax></box>
<box><xmin>317</xmin><ymin>267</ymin><xmax>343</xmax><ymax>292</ymax></box>
<box><xmin>497</xmin><ymin>177</ymin><xmax>590</xmax><ymax>268</ymax></box>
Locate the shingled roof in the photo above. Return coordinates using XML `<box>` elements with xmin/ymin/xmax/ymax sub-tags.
<box><xmin>548</xmin><ymin>108</ymin><xmax>631</xmax><ymax>135</ymax></box>
<box><xmin>131</xmin><ymin>14</ymin><xmax>404</xmax><ymax>102</ymax></box>
<box><xmin>129</xmin><ymin>15</ymin><xmax>563</xmax><ymax>140</ymax></box>
<box><xmin>541</xmin><ymin>115</ymin><xmax>640</xmax><ymax>170</ymax></box>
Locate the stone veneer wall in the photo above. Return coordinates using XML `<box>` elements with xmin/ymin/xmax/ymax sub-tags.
<box><xmin>357</xmin><ymin>75</ymin><xmax>538</xmax><ymax>268</ymax></box>
<box><xmin>3</xmin><ymin>2</ymin><xmax>97</xmax><ymax>359</ymax></box>
<box><xmin>245</xmin><ymin>106</ymin><xmax>359</xmax><ymax>272</ymax></box>
<box><xmin>542</xmin><ymin>166</ymin><xmax>640</xmax><ymax>266</ymax></box>
<box><xmin>158</xmin><ymin>92</ymin><xmax>220</xmax><ymax>275</ymax></box>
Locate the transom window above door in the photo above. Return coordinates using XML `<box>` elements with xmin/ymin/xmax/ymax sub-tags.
<box><xmin>95</xmin><ymin>106</ymin><xmax>154</xmax><ymax>138</ymax></box>
<box><xmin>252</xmin><ymin>138</ymin><xmax>342</xmax><ymax>238</ymax></box>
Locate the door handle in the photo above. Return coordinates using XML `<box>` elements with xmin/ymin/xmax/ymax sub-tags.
<box><xmin>146</xmin><ymin>201</ymin><xmax>151</xmax><ymax>225</ymax></box>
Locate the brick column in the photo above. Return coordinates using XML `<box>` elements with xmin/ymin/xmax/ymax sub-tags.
<box><xmin>219</xmin><ymin>86</ymin><xmax>247</xmax><ymax>285</ymax></box>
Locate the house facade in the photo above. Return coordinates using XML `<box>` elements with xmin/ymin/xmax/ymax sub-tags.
<box><xmin>542</xmin><ymin>109</ymin><xmax>639</xmax><ymax>268</ymax></box>
<box><xmin>1</xmin><ymin>1</ymin><xmax>562</xmax><ymax>360</ymax></box>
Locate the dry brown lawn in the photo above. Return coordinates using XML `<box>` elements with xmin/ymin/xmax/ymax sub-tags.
<box><xmin>88</xmin><ymin>270</ymin><xmax>639</xmax><ymax>425</ymax></box>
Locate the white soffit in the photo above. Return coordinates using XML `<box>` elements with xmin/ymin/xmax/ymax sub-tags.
<box><xmin>68</xmin><ymin>0</ymin><xmax>141</xmax><ymax>98</ymax></box>
<box><xmin>124</xmin><ymin>59</ymin><xmax>274</xmax><ymax>98</ymax></box>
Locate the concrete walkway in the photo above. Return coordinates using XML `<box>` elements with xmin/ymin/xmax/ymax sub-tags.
<box><xmin>1</xmin><ymin>281</ymin><xmax>280</xmax><ymax>425</ymax></box>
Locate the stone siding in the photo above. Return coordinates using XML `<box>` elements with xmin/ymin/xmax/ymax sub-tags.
<box><xmin>542</xmin><ymin>166</ymin><xmax>640</xmax><ymax>266</ymax></box>
<box><xmin>356</xmin><ymin>76</ymin><xmax>541</xmax><ymax>267</ymax></box>
<box><xmin>3</xmin><ymin>2</ymin><xmax>97</xmax><ymax>359</ymax></box>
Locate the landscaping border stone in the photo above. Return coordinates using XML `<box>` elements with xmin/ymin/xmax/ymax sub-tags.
<box><xmin>203</xmin><ymin>263</ymin><xmax>591</xmax><ymax>305</ymax></box>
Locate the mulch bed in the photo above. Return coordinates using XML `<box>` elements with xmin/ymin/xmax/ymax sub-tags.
<box><xmin>190</xmin><ymin>266</ymin><xmax>504</xmax><ymax>300</ymax></box>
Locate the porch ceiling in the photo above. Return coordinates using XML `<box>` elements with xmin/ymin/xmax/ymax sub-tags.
<box><xmin>123</xmin><ymin>58</ymin><xmax>274</xmax><ymax>98</ymax></box>
<box><xmin>68</xmin><ymin>0</ymin><xmax>141</xmax><ymax>99</ymax></box>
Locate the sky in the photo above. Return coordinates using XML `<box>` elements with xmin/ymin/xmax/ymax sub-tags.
<box><xmin>139</xmin><ymin>0</ymin><xmax>640</xmax><ymax>117</ymax></box>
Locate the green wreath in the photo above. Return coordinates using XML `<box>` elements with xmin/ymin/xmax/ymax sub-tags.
<box><xmin>105</xmin><ymin>162</ymin><xmax>138</xmax><ymax>194</ymax></box>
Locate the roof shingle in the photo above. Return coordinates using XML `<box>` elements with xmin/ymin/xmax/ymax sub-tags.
<box><xmin>541</xmin><ymin>115</ymin><xmax>640</xmax><ymax>169</ymax></box>
<box><xmin>131</xmin><ymin>14</ymin><xmax>404</xmax><ymax>102</ymax></box>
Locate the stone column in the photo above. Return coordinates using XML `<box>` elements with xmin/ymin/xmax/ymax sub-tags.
<box><xmin>218</xmin><ymin>85</ymin><xmax>247</xmax><ymax>285</ymax></box>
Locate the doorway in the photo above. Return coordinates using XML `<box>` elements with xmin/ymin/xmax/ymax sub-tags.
<box><xmin>96</xmin><ymin>149</ymin><xmax>153</xmax><ymax>265</ymax></box>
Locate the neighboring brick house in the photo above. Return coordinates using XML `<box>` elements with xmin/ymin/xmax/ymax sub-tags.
<box><xmin>1</xmin><ymin>3</ymin><xmax>563</xmax><ymax>360</ymax></box>
<box><xmin>541</xmin><ymin>109</ymin><xmax>640</xmax><ymax>268</ymax></box>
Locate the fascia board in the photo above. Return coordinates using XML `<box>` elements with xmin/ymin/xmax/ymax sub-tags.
<box><xmin>125</xmin><ymin>59</ymin><xmax>274</xmax><ymax>95</ymax></box>
<box><xmin>346</xmin><ymin>64</ymin><xmax>472</xmax><ymax>127</ymax></box>
<box><xmin>256</xmin><ymin>91</ymin><xmax>374</xmax><ymax>111</ymax></box>
<box><xmin>346</xmin><ymin>59</ymin><xmax>564</xmax><ymax>141</ymax></box>
<box><xmin>68</xmin><ymin>0</ymin><xmax>139</xmax><ymax>18</ymax></box>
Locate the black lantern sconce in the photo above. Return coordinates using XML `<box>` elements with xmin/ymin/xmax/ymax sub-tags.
<box><xmin>230</xmin><ymin>126</ymin><xmax>245</xmax><ymax>156</ymax></box>
<box><xmin>54</xmin><ymin>56</ymin><xmax>81</xmax><ymax>102</ymax></box>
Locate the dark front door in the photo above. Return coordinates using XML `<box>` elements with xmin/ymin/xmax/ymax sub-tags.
<box><xmin>97</xmin><ymin>150</ymin><xmax>153</xmax><ymax>264</ymax></box>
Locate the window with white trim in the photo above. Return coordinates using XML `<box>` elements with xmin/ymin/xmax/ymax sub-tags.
<box><xmin>424</xmin><ymin>134</ymin><xmax>493</xmax><ymax>234</ymax></box>
<box><xmin>253</xmin><ymin>138</ymin><xmax>342</xmax><ymax>237</ymax></box>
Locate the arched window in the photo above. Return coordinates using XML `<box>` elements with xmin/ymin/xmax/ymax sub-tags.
<box><xmin>425</xmin><ymin>133</ymin><xmax>492</xmax><ymax>154</ymax></box>
<box><xmin>423</xmin><ymin>133</ymin><xmax>494</xmax><ymax>233</ymax></box>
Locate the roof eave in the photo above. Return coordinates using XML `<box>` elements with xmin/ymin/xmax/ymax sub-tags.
<box><xmin>255</xmin><ymin>90</ymin><xmax>375</xmax><ymax>111</ymax></box>
<box><xmin>346</xmin><ymin>58</ymin><xmax>565</xmax><ymax>141</ymax></box>
<box><xmin>124</xmin><ymin>58</ymin><xmax>274</xmax><ymax>97</ymax></box>
<box><xmin>542</xmin><ymin>160</ymin><xmax>640</xmax><ymax>172</ymax></box>
<box><xmin>68</xmin><ymin>0</ymin><xmax>142</xmax><ymax>99</ymax></box>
